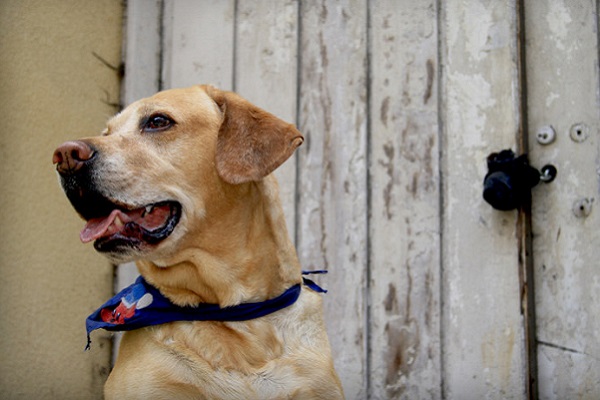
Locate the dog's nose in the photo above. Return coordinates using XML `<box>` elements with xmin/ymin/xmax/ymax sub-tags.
<box><xmin>53</xmin><ymin>141</ymin><xmax>95</xmax><ymax>175</ymax></box>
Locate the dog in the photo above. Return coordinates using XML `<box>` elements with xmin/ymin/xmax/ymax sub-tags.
<box><xmin>53</xmin><ymin>85</ymin><xmax>344</xmax><ymax>399</ymax></box>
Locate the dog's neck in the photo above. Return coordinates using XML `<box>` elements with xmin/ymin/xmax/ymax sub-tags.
<box><xmin>136</xmin><ymin>175</ymin><xmax>302</xmax><ymax>307</ymax></box>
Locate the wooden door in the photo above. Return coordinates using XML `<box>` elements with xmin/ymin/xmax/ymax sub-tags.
<box><xmin>119</xmin><ymin>1</ymin><xmax>599</xmax><ymax>398</ymax></box>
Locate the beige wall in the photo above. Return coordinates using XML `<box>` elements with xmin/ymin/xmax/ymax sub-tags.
<box><xmin>0</xmin><ymin>1</ymin><xmax>122</xmax><ymax>398</ymax></box>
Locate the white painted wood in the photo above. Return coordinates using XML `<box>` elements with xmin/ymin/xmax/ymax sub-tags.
<box><xmin>296</xmin><ymin>1</ymin><xmax>369</xmax><ymax>398</ymax></box>
<box><xmin>526</xmin><ymin>1</ymin><xmax>600</xmax><ymax>397</ymax></box>
<box><xmin>235</xmin><ymin>0</ymin><xmax>299</xmax><ymax>240</ymax></box>
<box><xmin>440</xmin><ymin>1</ymin><xmax>527</xmax><ymax>398</ymax></box>
<box><xmin>537</xmin><ymin>344</ymin><xmax>600</xmax><ymax>400</ymax></box>
<box><xmin>122</xmin><ymin>0</ymin><xmax>162</xmax><ymax>105</ymax></box>
<box><xmin>368</xmin><ymin>1</ymin><xmax>442</xmax><ymax>399</ymax></box>
<box><xmin>162</xmin><ymin>0</ymin><xmax>235</xmax><ymax>90</ymax></box>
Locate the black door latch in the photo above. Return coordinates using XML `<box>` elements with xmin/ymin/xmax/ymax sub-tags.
<box><xmin>483</xmin><ymin>149</ymin><xmax>556</xmax><ymax>211</ymax></box>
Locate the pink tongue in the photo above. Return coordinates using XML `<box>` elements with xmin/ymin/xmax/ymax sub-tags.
<box><xmin>79</xmin><ymin>204</ymin><xmax>172</xmax><ymax>243</ymax></box>
<box><xmin>80</xmin><ymin>209</ymin><xmax>132</xmax><ymax>243</ymax></box>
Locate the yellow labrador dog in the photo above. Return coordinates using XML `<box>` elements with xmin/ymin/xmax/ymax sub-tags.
<box><xmin>53</xmin><ymin>85</ymin><xmax>343</xmax><ymax>399</ymax></box>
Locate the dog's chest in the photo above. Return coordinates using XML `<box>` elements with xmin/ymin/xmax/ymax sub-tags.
<box><xmin>108</xmin><ymin>316</ymin><xmax>331</xmax><ymax>399</ymax></box>
<box><xmin>158</xmin><ymin>319</ymin><xmax>287</xmax><ymax>371</ymax></box>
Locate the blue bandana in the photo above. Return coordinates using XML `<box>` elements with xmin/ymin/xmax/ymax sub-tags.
<box><xmin>86</xmin><ymin>270</ymin><xmax>327</xmax><ymax>350</ymax></box>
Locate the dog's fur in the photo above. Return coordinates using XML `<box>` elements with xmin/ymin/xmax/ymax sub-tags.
<box><xmin>55</xmin><ymin>85</ymin><xmax>343</xmax><ymax>399</ymax></box>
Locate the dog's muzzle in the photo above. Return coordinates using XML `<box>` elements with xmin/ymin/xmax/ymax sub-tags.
<box><xmin>53</xmin><ymin>140</ymin><xmax>181</xmax><ymax>254</ymax></box>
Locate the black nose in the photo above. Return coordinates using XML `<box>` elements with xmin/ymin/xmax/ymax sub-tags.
<box><xmin>52</xmin><ymin>141</ymin><xmax>95</xmax><ymax>175</ymax></box>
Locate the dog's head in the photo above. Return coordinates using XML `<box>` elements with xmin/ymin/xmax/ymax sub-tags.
<box><xmin>53</xmin><ymin>85</ymin><xmax>303</xmax><ymax>264</ymax></box>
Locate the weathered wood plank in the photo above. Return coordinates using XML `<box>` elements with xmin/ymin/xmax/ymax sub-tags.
<box><xmin>122</xmin><ymin>0</ymin><xmax>162</xmax><ymax>105</ymax></box>
<box><xmin>296</xmin><ymin>0</ymin><xmax>369</xmax><ymax>397</ymax></box>
<box><xmin>526</xmin><ymin>1</ymin><xmax>600</xmax><ymax>397</ymax></box>
<box><xmin>440</xmin><ymin>1</ymin><xmax>527</xmax><ymax>398</ymax></box>
<box><xmin>235</xmin><ymin>0</ymin><xmax>299</xmax><ymax>240</ymax></box>
<box><xmin>368</xmin><ymin>1</ymin><xmax>442</xmax><ymax>398</ymax></box>
<box><xmin>162</xmin><ymin>0</ymin><xmax>235</xmax><ymax>90</ymax></box>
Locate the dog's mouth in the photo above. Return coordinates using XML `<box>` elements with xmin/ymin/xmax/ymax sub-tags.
<box><xmin>79</xmin><ymin>201</ymin><xmax>182</xmax><ymax>253</ymax></box>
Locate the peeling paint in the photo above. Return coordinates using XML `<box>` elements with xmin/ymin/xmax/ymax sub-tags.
<box><xmin>528</xmin><ymin>0</ymin><xmax>600</xmax><ymax>396</ymax></box>
<box><xmin>442</xmin><ymin>1</ymin><xmax>527</xmax><ymax>398</ymax></box>
<box><xmin>446</xmin><ymin>71</ymin><xmax>497</xmax><ymax>148</ymax></box>
<box><xmin>296</xmin><ymin>1</ymin><xmax>369</xmax><ymax>397</ymax></box>
<box><xmin>377</xmin><ymin>142</ymin><xmax>395</xmax><ymax>220</ymax></box>
<box><xmin>546</xmin><ymin>1</ymin><xmax>573</xmax><ymax>51</ymax></box>
<box><xmin>380</xmin><ymin>96</ymin><xmax>390</xmax><ymax>127</ymax></box>
<box><xmin>545</xmin><ymin>91</ymin><xmax>560</xmax><ymax>107</ymax></box>
<box><xmin>384</xmin><ymin>319</ymin><xmax>419</xmax><ymax>399</ymax></box>
<box><xmin>481</xmin><ymin>327</ymin><xmax>516</xmax><ymax>389</ymax></box>
<box><xmin>424</xmin><ymin>59</ymin><xmax>435</xmax><ymax>104</ymax></box>
<box><xmin>383</xmin><ymin>283</ymin><xmax>397</xmax><ymax>313</ymax></box>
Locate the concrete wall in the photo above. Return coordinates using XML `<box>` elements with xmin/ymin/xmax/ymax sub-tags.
<box><xmin>0</xmin><ymin>1</ymin><xmax>122</xmax><ymax>398</ymax></box>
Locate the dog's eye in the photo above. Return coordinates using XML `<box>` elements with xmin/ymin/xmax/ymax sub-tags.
<box><xmin>143</xmin><ymin>114</ymin><xmax>174</xmax><ymax>132</ymax></box>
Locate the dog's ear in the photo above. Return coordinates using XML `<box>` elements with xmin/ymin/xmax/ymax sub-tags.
<box><xmin>203</xmin><ymin>85</ymin><xmax>304</xmax><ymax>184</ymax></box>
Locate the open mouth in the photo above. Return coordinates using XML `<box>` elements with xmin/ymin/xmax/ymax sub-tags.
<box><xmin>79</xmin><ymin>201</ymin><xmax>182</xmax><ymax>253</ymax></box>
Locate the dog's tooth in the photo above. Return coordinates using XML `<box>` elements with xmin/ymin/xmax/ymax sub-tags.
<box><xmin>114</xmin><ymin>215</ymin><xmax>124</xmax><ymax>228</ymax></box>
<box><xmin>145</xmin><ymin>205</ymin><xmax>153</xmax><ymax>214</ymax></box>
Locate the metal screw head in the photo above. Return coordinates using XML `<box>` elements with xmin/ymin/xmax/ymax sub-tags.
<box><xmin>539</xmin><ymin>164</ymin><xmax>557</xmax><ymax>183</ymax></box>
<box><xmin>572</xmin><ymin>197</ymin><xmax>594</xmax><ymax>218</ymax></box>
<box><xmin>536</xmin><ymin>125</ymin><xmax>556</xmax><ymax>145</ymax></box>
<box><xmin>569</xmin><ymin>123</ymin><xmax>589</xmax><ymax>143</ymax></box>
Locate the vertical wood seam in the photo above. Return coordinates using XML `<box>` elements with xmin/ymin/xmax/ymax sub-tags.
<box><xmin>158</xmin><ymin>0</ymin><xmax>165</xmax><ymax>91</ymax></box>
<box><xmin>516</xmin><ymin>1</ymin><xmax>539</xmax><ymax>398</ymax></box>
<box><xmin>365</xmin><ymin>2</ymin><xmax>373</xmax><ymax>398</ymax></box>
<box><xmin>597</xmin><ymin>0</ymin><xmax>600</xmax><ymax>120</ymax></box>
<box><xmin>232</xmin><ymin>0</ymin><xmax>239</xmax><ymax>92</ymax></box>
<box><xmin>294</xmin><ymin>0</ymin><xmax>303</xmax><ymax>248</ymax></box>
<box><xmin>435</xmin><ymin>0</ymin><xmax>446</xmax><ymax>398</ymax></box>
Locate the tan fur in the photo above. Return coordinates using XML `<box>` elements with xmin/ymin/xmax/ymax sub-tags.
<box><xmin>71</xmin><ymin>86</ymin><xmax>343</xmax><ymax>399</ymax></box>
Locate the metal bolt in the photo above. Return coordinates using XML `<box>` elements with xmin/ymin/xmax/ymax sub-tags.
<box><xmin>536</xmin><ymin>125</ymin><xmax>556</xmax><ymax>145</ymax></box>
<box><xmin>572</xmin><ymin>197</ymin><xmax>594</xmax><ymax>218</ymax></box>
<box><xmin>569</xmin><ymin>123</ymin><xmax>589</xmax><ymax>143</ymax></box>
<box><xmin>539</xmin><ymin>164</ymin><xmax>557</xmax><ymax>183</ymax></box>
